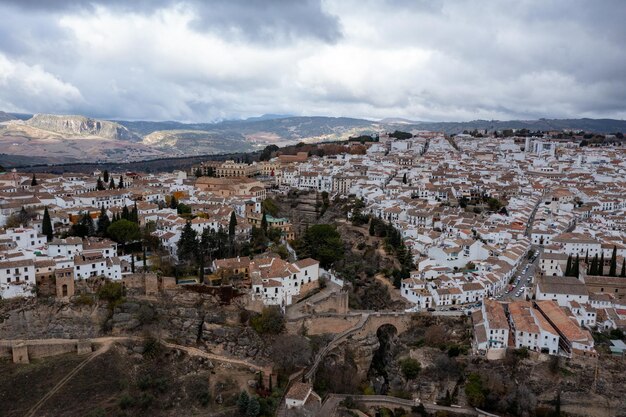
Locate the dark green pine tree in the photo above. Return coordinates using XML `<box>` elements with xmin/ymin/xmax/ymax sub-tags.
<box><xmin>169</xmin><ymin>195</ymin><xmax>178</xmax><ymax>209</ymax></box>
<box><xmin>194</xmin><ymin>167</ymin><xmax>203</xmax><ymax>178</ymax></box>
<box><xmin>589</xmin><ymin>254</ymin><xmax>598</xmax><ymax>275</ymax></box>
<box><xmin>118</xmin><ymin>175</ymin><xmax>124</xmax><ymax>189</ymax></box>
<box><xmin>96</xmin><ymin>177</ymin><xmax>105</xmax><ymax>191</ymax></box>
<box><xmin>229</xmin><ymin>211</ymin><xmax>237</xmax><ymax>237</ymax></box>
<box><xmin>122</xmin><ymin>205</ymin><xmax>130</xmax><ymax>221</ymax></box>
<box><xmin>261</xmin><ymin>212</ymin><xmax>268</xmax><ymax>234</ymax></box>
<box><xmin>621</xmin><ymin>258</ymin><xmax>626</xmax><ymax>278</ymax></box>
<box><xmin>609</xmin><ymin>246</ymin><xmax>617</xmax><ymax>277</ymax></box>
<box><xmin>80</xmin><ymin>212</ymin><xmax>96</xmax><ymax>236</ymax></box>
<box><xmin>103</xmin><ymin>170</ymin><xmax>109</xmax><ymax>184</ymax></box>
<box><xmin>177</xmin><ymin>221</ymin><xmax>198</xmax><ymax>266</ymax></box>
<box><xmin>402</xmin><ymin>173</ymin><xmax>407</xmax><ymax>184</ymax></box>
<box><xmin>143</xmin><ymin>247</ymin><xmax>147</xmax><ymax>271</ymax></box>
<box><xmin>598</xmin><ymin>252</ymin><xmax>605</xmax><ymax>276</ymax></box>
<box><xmin>572</xmin><ymin>254</ymin><xmax>580</xmax><ymax>277</ymax></box>
<box><xmin>109</xmin><ymin>177</ymin><xmax>116</xmax><ymax>189</ymax></box>
<box><xmin>565</xmin><ymin>255</ymin><xmax>572</xmax><ymax>276</ymax></box>
<box><xmin>31</xmin><ymin>174</ymin><xmax>38</xmax><ymax>186</ymax></box>
<box><xmin>130</xmin><ymin>202</ymin><xmax>139</xmax><ymax>223</ymax></box>
<box><xmin>130</xmin><ymin>253</ymin><xmax>135</xmax><ymax>273</ymax></box>
<box><xmin>369</xmin><ymin>219</ymin><xmax>375</xmax><ymax>236</ymax></box>
<box><xmin>97</xmin><ymin>207</ymin><xmax>111</xmax><ymax>236</ymax></box>
<box><xmin>585</xmin><ymin>249</ymin><xmax>589</xmax><ymax>264</ymax></box>
<box><xmin>42</xmin><ymin>206</ymin><xmax>53</xmax><ymax>242</ymax></box>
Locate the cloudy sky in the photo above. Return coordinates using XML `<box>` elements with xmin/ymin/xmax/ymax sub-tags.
<box><xmin>0</xmin><ymin>0</ymin><xmax>624</xmax><ymax>122</ymax></box>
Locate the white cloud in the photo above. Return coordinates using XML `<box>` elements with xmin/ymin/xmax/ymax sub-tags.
<box><xmin>0</xmin><ymin>0</ymin><xmax>624</xmax><ymax>121</ymax></box>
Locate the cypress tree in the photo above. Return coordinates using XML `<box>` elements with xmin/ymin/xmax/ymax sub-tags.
<box><xmin>122</xmin><ymin>205</ymin><xmax>130</xmax><ymax>220</ymax></box>
<box><xmin>131</xmin><ymin>202</ymin><xmax>138</xmax><ymax>223</ymax></box>
<box><xmin>261</xmin><ymin>212</ymin><xmax>268</xmax><ymax>234</ymax></box>
<box><xmin>109</xmin><ymin>178</ymin><xmax>116</xmax><ymax>189</ymax></box>
<box><xmin>599</xmin><ymin>252</ymin><xmax>605</xmax><ymax>276</ymax></box>
<box><xmin>229</xmin><ymin>211</ymin><xmax>237</xmax><ymax>237</ymax></box>
<box><xmin>96</xmin><ymin>177</ymin><xmax>105</xmax><ymax>191</ymax></box>
<box><xmin>131</xmin><ymin>253</ymin><xmax>135</xmax><ymax>273</ymax></box>
<box><xmin>590</xmin><ymin>254</ymin><xmax>598</xmax><ymax>275</ymax></box>
<box><xmin>42</xmin><ymin>206</ymin><xmax>53</xmax><ymax>241</ymax></box>
<box><xmin>177</xmin><ymin>221</ymin><xmax>198</xmax><ymax>265</ymax></box>
<box><xmin>402</xmin><ymin>173</ymin><xmax>407</xmax><ymax>184</ymax></box>
<box><xmin>565</xmin><ymin>255</ymin><xmax>572</xmax><ymax>276</ymax></box>
<box><xmin>143</xmin><ymin>247</ymin><xmax>148</xmax><ymax>270</ymax></box>
<box><xmin>573</xmin><ymin>254</ymin><xmax>580</xmax><ymax>277</ymax></box>
<box><xmin>97</xmin><ymin>207</ymin><xmax>111</xmax><ymax>236</ymax></box>
<box><xmin>118</xmin><ymin>175</ymin><xmax>124</xmax><ymax>189</ymax></box>
<box><xmin>103</xmin><ymin>170</ymin><xmax>109</xmax><ymax>183</ymax></box>
<box><xmin>369</xmin><ymin>219</ymin><xmax>375</xmax><ymax>236</ymax></box>
<box><xmin>585</xmin><ymin>249</ymin><xmax>589</xmax><ymax>264</ymax></box>
<box><xmin>609</xmin><ymin>246</ymin><xmax>617</xmax><ymax>276</ymax></box>
<box><xmin>31</xmin><ymin>174</ymin><xmax>37</xmax><ymax>186</ymax></box>
<box><xmin>621</xmin><ymin>259</ymin><xmax>626</xmax><ymax>278</ymax></box>
<box><xmin>169</xmin><ymin>195</ymin><xmax>178</xmax><ymax>209</ymax></box>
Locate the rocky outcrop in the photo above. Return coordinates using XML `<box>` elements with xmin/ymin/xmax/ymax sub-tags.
<box><xmin>0</xmin><ymin>298</ymin><xmax>108</xmax><ymax>339</ymax></box>
<box><xmin>25</xmin><ymin>114</ymin><xmax>140</xmax><ymax>141</ymax></box>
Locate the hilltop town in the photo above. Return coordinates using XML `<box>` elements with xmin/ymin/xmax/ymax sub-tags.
<box><xmin>1</xmin><ymin>129</ymin><xmax>626</xmax><ymax>417</ymax></box>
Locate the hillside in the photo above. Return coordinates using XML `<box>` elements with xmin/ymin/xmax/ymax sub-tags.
<box><xmin>25</xmin><ymin>114</ymin><xmax>140</xmax><ymax>141</ymax></box>
<box><xmin>1</xmin><ymin>110</ymin><xmax>626</xmax><ymax>166</ymax></box>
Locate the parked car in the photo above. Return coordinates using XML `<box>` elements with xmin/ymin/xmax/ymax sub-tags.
<box><xmin>427</xmin><ymin>308</ymin><xmax>436</xmax><ymax>312</ymax></box>
<box><xmin>449</xmin><ymin>307</ymin><xmax>458</xmax><ymax>311</ymax></box>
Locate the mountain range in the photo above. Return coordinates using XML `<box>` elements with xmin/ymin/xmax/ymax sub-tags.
<box><xmin>1</xmin><ymin>111</ymin><xmax>625</xmax><ymax>167</ymax></box>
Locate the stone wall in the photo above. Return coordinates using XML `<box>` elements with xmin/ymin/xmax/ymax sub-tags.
<box><xmin>286</xmin><ymin>315</ymin><xmax>360</xmax><ymax>335</ymax></box>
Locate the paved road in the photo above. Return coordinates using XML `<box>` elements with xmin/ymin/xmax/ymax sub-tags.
<box><xmin>501</xmin><ymin>246</ymin><xmax>542</xmax><ymax>301</ymax></box>
<box><xmin>318</xmin><ymin>394</ymin><xmax>482</xmax><ymax>417</ymax></box>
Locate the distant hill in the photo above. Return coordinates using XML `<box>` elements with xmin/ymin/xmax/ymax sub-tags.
<box><xmin>25</xmin><ymin>114</ymin><xmax>140</xmax><ymax>141</ymax></box>
<box><xmin>0</xmin><ymin>111</ymin><xmax>17</xmax><ymax>123</ymax></box>
<box><xmin>1</xmin><ymin>110</ymin><xmax>625</xmax><ymax>166</ymax></box>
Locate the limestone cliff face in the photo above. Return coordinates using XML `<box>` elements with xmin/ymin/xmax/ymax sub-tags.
<box><xmin>25</xmin><ymin>114</ymin><xmax>140</xmax><ymax>141</ymax></box>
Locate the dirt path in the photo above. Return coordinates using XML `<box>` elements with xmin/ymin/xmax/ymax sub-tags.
<box><xmin>159</xmin><ymin>340</ymin><xmax>268</xmax><ymax>373</ymax></box>
<box><xmin>23</xmin><ymin>340</ymin><xmax>115</xmax><ymax>417</ymax></box>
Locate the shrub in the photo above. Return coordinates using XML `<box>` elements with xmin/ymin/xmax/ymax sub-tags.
<box><xmin>97</xmin><ymin>281</ymin><xmax>124</xmax><ymax>308</ymax></box>
<box><xmin>251</xmin><ymin>306</ymin><xmax>285</xmax><ymax>334</ymax></box>
<box><xmin>400</xmin><ymin>358</ymin><xmax>421</xmax><ymax>380</ymax></box>
<box><xmin>73</xmin><ymin>293</ymin><xmax>95</xmax><ymax>306</ymax></box>
<box><xmin>119</xmin><ymin>394</ymin><xmax>135</xmax><ymax>409</ymax></box>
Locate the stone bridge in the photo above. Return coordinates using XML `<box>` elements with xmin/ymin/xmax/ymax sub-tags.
<box><xmin>300</xmin><ymin>311</ymin><xmax>415</xmax><ymax>381</ymax></box>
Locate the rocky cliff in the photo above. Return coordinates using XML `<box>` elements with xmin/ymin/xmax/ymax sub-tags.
<box><xmin>25</xmin><ymin>114</ymin><xmax>140</xmax><ymax>141</ymax></box>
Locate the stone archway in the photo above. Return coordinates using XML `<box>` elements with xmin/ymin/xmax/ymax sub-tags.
<box><xmin>368</xmin><ymin>323</ymin><xmax>399</xmax><ymax>395</ymax></box>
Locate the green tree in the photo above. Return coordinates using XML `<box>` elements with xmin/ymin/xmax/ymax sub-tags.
<box><xmin>169</xmin><ymin>195</ymin><xmax>178</xmax><ymax>209</ymax></box>
<box><xmin>295</xmin><ymin>224</ymin><xmax>343</xmax><ymax>269</ymax></box>
<box><xmin>42</xmin><ymin>206</ymin><xmax>53</xmax><ymax>242</ymax></box>
<box><xmin>98</xmin><ymin>206</ymin><xmax>111</xmax><ymax>236</ymax></box>
<box><xmin>400</xmin><ymin>358</ymin><xmax>421</xmax><ymax>380</ymax></box>
<box><xmin>122</xmin><ymin>205</ymin><xmax>130</xmax><ymax>221</ymax></box>
<box><xmin>177</xmin><ymin>203</ymin><xmax>192</xmax><ymax>216</ymax></box>
<box><xmin>107</xmin><ymin>219</ymin><xmax>140</xmax><ymax>253</ymax></box>
<box><xmin>261</xmin><ymin>212</ymin><xmax>268</xmax><ymax>234</ymax></box>
<box><xmin>109</xmin><ymin>177</ymin><xmax>116</xmax><ymax>189</ymax></box>
<box><xmin>118</xmin><ymin>175</ymin><xmax>124</xmax><ymax>189</ymax></box>
<box><xmin>251</xmin><ymin>306</ymin><xmax>285</xmax><ymax>334</ymax></box>
<box><xmin>131</xmin><ymin>253</ymin><xmax>135</xmax><ymax>273</ymax></box>
<box><xmin>96</xmin><ymin>177</ymin><xmax>105</xmax><ymax>191</ymax></box>
<box><xmin>103</xmin><ymin>170</ymin><xmax>109</xmax><ymax>183</ymax></box>
<box><xmin>572</xmin><ymin>254</ymin><xmax>580</xmax><ymax>277</ymax></box>
<box><xmin>609</xmin><ymin>246</ymin><xmax>617</xmax><ymax>276</ymax></box>
<box><xmin>465</xmin><ymin>373</ymin><xmax>487</xmax><ymax>408</ymax></box>
<box><xmin>246</xmin><ymin>397</ymin><xmax>260</xmax><ymax>417</ymax></box>
<box><xmin>31</xmin><ymin>173</ymin><xmax>37</xmax><ymax>186</ymax></box>
<box><xmin>229</xmin><ymin>211</ymin><xmax>237</xmax><ymax>237</ymax></box>
<box><xmin>177</xmin><ymin>221</ymin><xmax>198</xmax><ymax>266</ymax></box>
<box><xmin>621</xmin><ymin>258</ymin><xmax>626</xmax><ymax>278</ymax></box>
<box><xmin>194</xmin><ymin>167</ymin><xmax>203</xmax><ymax>178</ymax></box>
<box><xmin>402</xmin><ymin>173</ymin><xmax>407</xmax><ymax>184</ymax></box>
<box><xmin>565</xmin><ymin>255</ymin><xmax>572</xmax><ymax>276</ymax></box>
<box><xmin>237</xmin><ymin>391</ymin><xmax>250</xmax><ymax>414</ymax></box>
<box><xmin>599</xmin><ymin>252</ymin><xmax>605</xmax><ymax>276</ymax></box>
